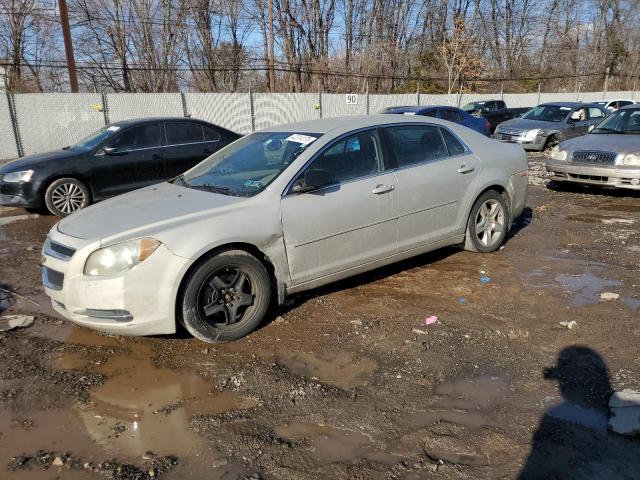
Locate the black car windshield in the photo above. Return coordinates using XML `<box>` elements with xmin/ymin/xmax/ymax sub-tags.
<box><xmin>175</xmin><ymin>131</ymin><xmax>322</xmax><ymax>197</ymax></box>
<box><xmin>591</xmin><ymin>109</ymin><xmax>640</xmax><ymax>134</ymax></box>
<box><xmin>70</xmin><ymin>126</ymin><xmax>120</xmax><ymax>151</ymax></box>
<box><xmin>521</xmin><ymin>105</ymin><xmax>571</xmax><ymax>122</ymax></box>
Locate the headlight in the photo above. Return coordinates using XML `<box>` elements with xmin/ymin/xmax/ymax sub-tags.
<box><xmin>520</xmin><ymin>129</ymin><xmax>541</xmax><ymax>140</ymax></box>
<box><xmin>2</xmin><ymin>170</ymin><xmax>34</xmax><ymax>183</ymax></box>
<box><xmin>550</xmin><ymin>145</ymin><xmax>567</xmax><ymax>161</ymax></box>
<box><xmin>621</xmin><ymin>153</ymin><xmax>640</xmax><ymax>166</ymax></box>
<box><xmin>84</xmin><ymin>238</ymin><xmax>161</xmax><ymax>276</ymax></box>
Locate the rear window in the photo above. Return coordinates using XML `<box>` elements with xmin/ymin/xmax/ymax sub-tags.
<box><xmin>441</xmin><ymin>128</ymin><xmax>466</xmax><ymax>155</ymax></box>
<box><xmin>385</xmin><ymin>125</ymin><xmax>448</xmax><ymax>167</ymax></box>
<box><xmin>166</xmin><ymin>122</ymin><xmax>204</xmax><ymax>144</ymax></box>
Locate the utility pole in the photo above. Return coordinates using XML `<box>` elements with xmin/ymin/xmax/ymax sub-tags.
<box><xmin>268</xmin><ymin>0</ymin><xmax>275</xmax><ymax>92</ymax></box>
<box><xmin>58</xmin><ymin>0</ymin><xmax>79</xmax><ymax>92</ymax></box>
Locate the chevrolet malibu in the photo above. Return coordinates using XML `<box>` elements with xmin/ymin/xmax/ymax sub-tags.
<box><xmin>42</xmin><ymin>115</ymin><xmax>528</xmax><ymax>343</ymax></box>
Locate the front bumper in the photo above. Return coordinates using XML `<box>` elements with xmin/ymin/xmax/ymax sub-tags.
<box><xmin>0</xmin><ymin>180</ymin><xmax>41</xmax><ymax>208</ymax></box>
<box><xmin>546</xmin><ymin>161</ymin><xmax>640</xmax><ymax>190</ymax></box>
<box><xmin>494</xmin><ymin>132</ymin><xmax>547</xmax><ymax>151</ymax></box>
<box><xmin>42</xmin><ymin>227</ymin><xmax>193</xmax><ymax>336</ymax></box>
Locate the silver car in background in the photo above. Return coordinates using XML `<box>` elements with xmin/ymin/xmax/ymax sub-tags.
<box><xmin>494</xmin><ymin>102</ymin><xmax>608</xmax><ymax>151</ymax></box>
<box><xmin>42</xmin><ymin>115</ymin><xmax>528</xmax><ymax>343</ymax></box>
<box><xmin>547</xmin><ymin>105</ymin><xmax>640</xmax><ymax>190</ymax></box>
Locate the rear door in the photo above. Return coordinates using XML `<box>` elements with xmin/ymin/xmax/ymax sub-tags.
<box><xmin>90</xmin><ymin>122</ymin><xmax>164</xmax><ymax>198</ymax></box>
<box><xmin>383</xmin><ymin>124</ymin><xmax>478</xmax><ymax>251</ymax></box>
<box><xmin>163</xmin><ymin>121</ymin><xmax>211</xmax><ymax>177</ymax></box>
<box><xmin>281</xmin><ymin>129</ymin><xmax>398</xmax><ymax>285</ymax></box>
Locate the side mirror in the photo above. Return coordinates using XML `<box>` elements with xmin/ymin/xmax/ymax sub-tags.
<box><xmin>292</xmin><ymin>169</ymin><xmax>333</xmax><ymax>193</ymax></box>
<box><xmin>102</xmin><ymin>146</ymin><xmax>118</xmax><ymax>155</ymax></box>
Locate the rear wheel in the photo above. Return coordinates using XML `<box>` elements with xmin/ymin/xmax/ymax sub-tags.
<box><xmin>178</xmin><ymin>250</ymin><xmax>271</xmax><ymax>343</ymax></box>
<box><xmin>44</xmin><ymin>178</ymin><xmax>91</xmax><ymax>217</ymax></box>
<box><xmin>464</xmin><ymin>191</ymin><xmax>508</xmax><ymax>253</ymax></box>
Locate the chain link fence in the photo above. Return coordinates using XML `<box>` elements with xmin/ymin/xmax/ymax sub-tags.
<box><xmin>1</xmin><ymin>89</ymin><xmax>637</xmax><ymax>160</ymax></box>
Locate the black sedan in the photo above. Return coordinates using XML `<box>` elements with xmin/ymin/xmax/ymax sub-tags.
<box><xmin>0</xmin><ymin>117</ymin><xmax>241</xmax><ymax>216</ymax></box>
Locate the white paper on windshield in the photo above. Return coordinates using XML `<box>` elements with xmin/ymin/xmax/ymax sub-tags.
<box><xmin>107</xmin><ymin>126</ymin><xmax>121</xmax><ymax>131</ymax></box>
<box><xmin>403</xmin><ymin>112</ymin><xmax>417</xmax><ymax>115</ymax></box>
<box><xmin>286</xmin><ymin>134</ymin><xmax>316</xmax><ymax>145</ymax></box>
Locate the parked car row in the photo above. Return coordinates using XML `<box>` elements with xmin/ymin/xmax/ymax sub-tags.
<box><xmin>1</xmin><ymin>98</ymin><xmax>636</xmax><ymax>344</ymax></box>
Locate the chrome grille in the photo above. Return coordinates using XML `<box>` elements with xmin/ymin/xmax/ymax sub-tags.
<box><xmin>572</xmin><ymin>151</ymin><xmax>617</xmax><ymax>165</ymax></box>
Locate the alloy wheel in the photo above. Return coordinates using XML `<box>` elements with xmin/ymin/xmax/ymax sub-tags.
<box><xmin>197</xmin><ymin>267</ymin><xmax>255</xmax><ymax>326</ymax></box>
<box><xmin>475</xmin><ymin>199</ymin><xmax>505</xmax><ymax>248</ymax></box>
<box><xmin>51</xmin><ymin>182</ymin><xmax>87</xmax><ymax>214</ymax></box>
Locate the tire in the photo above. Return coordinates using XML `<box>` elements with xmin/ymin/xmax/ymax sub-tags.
<box><xmin>178</xmin><ymin>250</ymin><xmax>271</xmax><ymax>343</ymax></box>
<box><xmin>44</xmin><ymin>178</ymin><xmax>91</xmax><ymax>217</ymax></box>
<box><xmin>463</xmin><ymin>190</ymin><xmax>508</xmax><ymax>253</ymax></box>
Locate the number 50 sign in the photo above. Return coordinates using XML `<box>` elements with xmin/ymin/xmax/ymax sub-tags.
<box><xmin>345</xmin><ymin>94</ymin><xmax>358</xmax><ymax>105</ymax></box>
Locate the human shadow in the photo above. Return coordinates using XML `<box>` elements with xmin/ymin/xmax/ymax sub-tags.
<box><xmin>518</xmin><ymin>346</ymin><xmax>640</xmax><ymax>480</ymax></box>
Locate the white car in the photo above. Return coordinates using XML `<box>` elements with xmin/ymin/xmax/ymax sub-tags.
<box><xmin>593</xmin><ymin>99</ymin><xmax>636</xmax><ymax>111</ymax></box>
<box><xmin>42</xmin><ymin>115</ymin><xmax>528</xmax><ymax>343</ymax></box>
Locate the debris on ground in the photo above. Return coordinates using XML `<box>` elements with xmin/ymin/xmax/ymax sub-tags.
<box><xmin>609</xmin><ymin>389</ymin><xmax>640</xmax><ymax>436</ymax></box>
<box><xmin>412</xmin><ymin>328</ymin><xmax>427</xmax><ymax>335</ymax></box>
<box><xmin>458</xmin><ymin>297</ymin><xmax>466</xmax><ymax>304</ymax></box>
<box><xmin>0</xmin><ymin>315</ymin><xmax>34</xmax><ymax>331</ymax></box>
<box><xmin>600</xmin><ymin>292</ymin><xmax>620</xmax><ymax>301</ymax></box>
<box><xmin>424</xmin><ymin>316</ymin><xmax>438</xmax><ymax>325</ymax></box>
<box><xmin>350</xmin><ymin>319</ymin><xmax>363</xmax><ymax>326</ymax></box>
<box><xmin>480</xmin><ymin>276</ymin><xmax>491</xmax><ymax>284</ymax></box>
<box><xmin>559</xmin><ymin>320</ymin><xmax>577</xmax><ymax>330</ymax></box>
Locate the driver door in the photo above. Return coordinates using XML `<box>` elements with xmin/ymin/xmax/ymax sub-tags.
<box><xmin>566</xmin><ymin>107</ymin><xmax>590</xmax><ymax>137</ymax></box>
<box><xmin>281</xmin><ymin>129</ymin><xmax>398</xmax><ymax>286</ymax></box>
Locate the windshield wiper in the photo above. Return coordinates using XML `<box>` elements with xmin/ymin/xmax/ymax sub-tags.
<box><xmin>203</xmin><ymin>184</ymin><xmax>232</xmax><ymax>195</ymax></box>
<box><xmin>591</xmin><ymin>127</ymin><xmax>618</xmax><ymax>134</ymax></box>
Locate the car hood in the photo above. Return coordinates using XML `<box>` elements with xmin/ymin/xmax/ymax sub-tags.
<box><xmin>560</xmin><ymin>133</ymin><xmax>640</xmax><ymax>153</ymax></box>
<box><xmin>498</xmin><ymin>118</ymin><xmax>563</xmax><ymax>131</ymax></box>
<box><xmin>0</xmin><ymin>149</ymin><xmax>83</xmax><ymax>172</ymax></box>
<box><xmin>57</xmin><ymin>182</ymin><xmax>246</xmax><ymax>243</ymax></box>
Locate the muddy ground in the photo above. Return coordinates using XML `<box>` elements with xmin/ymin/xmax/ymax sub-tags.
<box><xmin>0</xmin><ymin>151</ymin><xmax>639</xmax><ymax>479</ymax></box>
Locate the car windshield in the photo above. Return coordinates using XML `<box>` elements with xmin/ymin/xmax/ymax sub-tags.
<box><xmin>70</xmin><ymin>126</ymin><xmax>120</xmax><ymax>151</ymax></box>
<box><xmin>591</xmin><ymin>109</ymin><xmax>640</xmax><ymax>134</ymax></box>
<box><xmin>175</xmin><ymin>131</ymin><xmax>322</xmax><ymax>197</ymax></box>
<box><xmin>462</xmin><ymin>102</ymin><xmax>485</xmax><ymax>111</ymax></box>
<box><xmin>521</xmin><ymin>105</ymin><xmax>571</xmax><ymax>122</ymax></box>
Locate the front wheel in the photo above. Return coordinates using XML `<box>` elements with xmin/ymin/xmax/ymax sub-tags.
<box><xmin>464</xmin><ymin>191</ymin><xmax>508</xmax><ymax>253</ymax></box>
<box><xmin>178</xmin><ymin>250</ymin><xmax>271</xmax><ymax>343</ymax></box>
<box><xmin>44</xmin><ymin>178</ymin><xmax>91</xmax><ymax>216</ymax></box>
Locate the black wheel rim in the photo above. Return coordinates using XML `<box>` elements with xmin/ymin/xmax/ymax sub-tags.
<box><xmin>197</xmin><ymin>266</ymin><xmax>255</xmax><ymax>327</ymax></box>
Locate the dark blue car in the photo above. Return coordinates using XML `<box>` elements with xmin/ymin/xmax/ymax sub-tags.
<box><xmin>381</xmin><ymin>105</ymin><xmax>492</xmax><ymax>137</ymax></box>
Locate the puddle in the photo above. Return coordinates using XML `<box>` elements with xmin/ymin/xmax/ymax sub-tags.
<box><xmin>0</xmin><ymin>214</ymin><xmax>39</xmax><ymax>226</ymax></box>
<box><xmin>623</xmin><ymin>297</ymin><xmax>640</xmax><ymax>310</ymax></box>
<box><xmin>275</xmin><ymin>422</ymin><xmax>373</xmax><ymax>463</ymax></box>
<box><xmin>278</xmin><ymin>351</ymin><xmax>376</xmax><ymax>389</ymax></box>
<box><xmin>567</xmin><ymin>213</ymin><xmax>635</xmax><ymax>225</ymax></box>
<box><xmin>401</xmin><ymin>410</ymin><xmax>492</xmax><ymax>430</ymax></box>
<box><xmin>546</xmin><ymin>401</ymin><xmax>608</xmax><ymax>432</ymax></box>
<box><xmin>598</xmin><ymin>204</ymin><xmax>640</xmax><ymax>213</ymax></box>
<box><xmin>556</xmin><ymin>273</ymin><xmax>622</xmax><ymax>307</ymax></box>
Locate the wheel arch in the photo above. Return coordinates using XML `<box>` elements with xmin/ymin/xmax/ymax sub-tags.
<box><xmin>39</xmin><ymin>174</ymin><xmax>95</xmax><ymax>202</ymax></box>
<box><xmin>469</xmin><ymin>184</ymin><xmax>512</xmax><ymax>226</ymax></box>
<box><xmin>174</xmin><ymin>241</ymin><xmax>284</xmax><ymax>324</ymax></box>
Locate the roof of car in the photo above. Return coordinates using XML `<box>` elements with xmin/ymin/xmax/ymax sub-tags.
<box><xmin>383</xmin><ymin>106</ymin><xmax>436</xmax><ymax>113</ymax></box>
<box><xmin>261</xmin><ymin>114</ymin><xmax>452</xmax><ymax>135</ymax></box>
<box><xmin>108</xmin><ymin>117</ymin><xmax>212</xmax><ymax>128</ymax></box>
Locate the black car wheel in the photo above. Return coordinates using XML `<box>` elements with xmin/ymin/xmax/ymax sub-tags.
<box><xmin>44</xmin><ymin>178</ymin><xmax>91</xmax><ymax>217</ymax></box>
<box><xmin>179</xmin><ymin>250</ymin><xmax>271</xmax><ymax>343</ymax></box>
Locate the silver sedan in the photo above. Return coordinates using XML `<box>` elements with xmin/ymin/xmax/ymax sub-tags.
<box><xmin>547</xmin><ymin>106</ymin><xmax>640</xmax><ymax>190</ymax></box>
<box><xmin>42</xmin><ymin>115</ymin><xmax>528</xmax><ymax>343</ymax></box>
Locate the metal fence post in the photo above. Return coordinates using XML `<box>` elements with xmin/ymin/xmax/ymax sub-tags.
<box><xmin>536</xmin><ymin>83</ymin><xmax>541</xmax><ymax>105</ymax></box>
<box><xmin>318</xmin><ymin>88</ymin><xmax>323</xmax><ymax>119</ymax></box>
<box><xmin>416</xmin><ymin>82</ymin><xmax>420</xmax><ymax>105</ymax></box>
<box><xmin>6</xmin><ymin>92</ymin><xmax>23</xmax><ymax>158</ymax></box>
<box><xmin>180</xmin><ymin>91</ymin><xmax>189</xmax><ymax>117</ymax></box>
<box><xmin>101</xmin><ymin>92</ymin><xmax>110</xmax><ymax>125</ymax></box>
<box><xmin>365</xmin><ymin>82</ymin><xmax>370</xmax><ymax>115</ymax></box>
<box><xmin>249</xmin><ymin>86</ymin><xmax>255</xmax><ymax>133</ymax></box>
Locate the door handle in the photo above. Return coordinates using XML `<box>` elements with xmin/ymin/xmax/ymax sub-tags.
<box><xmin>372</xmin><ymin>184</ymin><xmax>395</xmax><ymax>194</ymax></box>
<box><xmin>458</xmin><ymin>164</ymin><xmax>475</xmax><ymax>174</ymax></box>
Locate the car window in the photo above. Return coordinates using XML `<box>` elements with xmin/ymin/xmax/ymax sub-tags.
<box><xmin>422</xmin><ymin>110</ymin><xmax>438</xmax><ymax>118</ymax></box>
<box><xmin>303</xmin><ymin>130</ymin><xmax>382</xmax><ymax>185</ymax></box>
<box><xmin>110</xmin><ymin>124</ymin><xmax>161</xmax><ymax>150</ymax></box>
<box><xmin>439</xmin><ymin>109</ymin><xmax>461</xmax><ymax>122</ymax></box>
<box><xmin>166</xmin><ymin>122</ymin><xmax>204</xmax><ymax>145</ymax></box>
<box><xmin>618</xmin><ymin>101</ymin><xmax>633</xmax><ymax>108</ymax></box>
<box><xmin>440</xmin><ymin>128</ymin><xmax>466</xmax><ymax>156</ymax></box>
<box><xmin>385</xmin><ymin>125</ymin><xmax>448</xmax><ymax>167</ymax></box>
<box><xmin>203</xmin><ymin>125</ymin><xmax>222</xmax><ymax>142</ymax></box>
<box><xmin>588</xmin><ymin>107</ymin><xmax>605</xmax><ymax>120</ymax></box>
